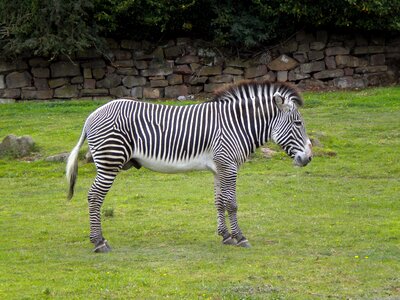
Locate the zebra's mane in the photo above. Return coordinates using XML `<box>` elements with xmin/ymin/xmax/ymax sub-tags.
<box><xmin>209</xmin><ymin>80</ymin><xmax>304</xmax><ymax>107</ymax></box>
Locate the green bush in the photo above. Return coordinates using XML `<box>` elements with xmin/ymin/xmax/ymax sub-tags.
<box><xmin>1</xmin><ymin>0</ymin><xmax>399</xmax><ymax>58</ymax></box>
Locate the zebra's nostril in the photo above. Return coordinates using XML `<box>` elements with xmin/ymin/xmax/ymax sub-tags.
<box><xmin>308</xmin><ymin>156</ymin><xmax>312</xmax><ymax>162</ymax></box>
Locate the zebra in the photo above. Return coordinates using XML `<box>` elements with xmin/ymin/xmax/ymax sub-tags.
<box><xmin>66</xmin><ymin>81</ymin><xmax>312</xmax><ymax>252</ymax></box>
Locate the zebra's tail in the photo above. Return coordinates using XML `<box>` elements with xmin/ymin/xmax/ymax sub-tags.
<box><xmin>66</xmin><ymin>128</ymin><xmax>87</xmax><ymax>200</ymax></box>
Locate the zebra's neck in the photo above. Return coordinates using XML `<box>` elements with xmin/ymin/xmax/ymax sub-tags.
<box><xmin>213</xmin><ymin>92</ymin><xmax>276</xmax><ymax>159</ymax></box>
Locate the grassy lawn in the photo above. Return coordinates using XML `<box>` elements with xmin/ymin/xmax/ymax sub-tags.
<box><xmin>0</xmin><ymin>87</ymin><xmax>399</xmax><ymax>299</ymax></box>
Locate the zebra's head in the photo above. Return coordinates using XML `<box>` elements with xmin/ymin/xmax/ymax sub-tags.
<box><xmin>271</xmin><ymin>91</ymin><xmax>312</xmax><ymax>167</ymax></box>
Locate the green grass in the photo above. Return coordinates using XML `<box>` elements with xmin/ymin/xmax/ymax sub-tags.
<box><xmin>0</xmin><ymin>87</ymin><xmax>399</xmax><ymax>299</ymax></box>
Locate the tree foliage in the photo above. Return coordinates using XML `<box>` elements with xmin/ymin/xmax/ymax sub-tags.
<box><xmin>1</xmin><ymin>0</ymin><xmax>400</xmax><ymax>58</ymax></box>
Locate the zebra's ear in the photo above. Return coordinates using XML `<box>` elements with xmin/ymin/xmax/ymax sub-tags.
<box><xmin>273</xmin><ymin>92</ymin><xmax>292</xmax><ymax>112</ymax></box>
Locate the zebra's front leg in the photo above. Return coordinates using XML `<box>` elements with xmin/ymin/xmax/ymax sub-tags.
<box><xmin>88</xmin><ymin>172</ymin><xmax>117</xmax><ymax>253</ymax></box>
<box><xmin>219</xmin><ymin>167</ymin><xmax>251</xmax><ymax>248</ymax></box>
<box><xmin>214</xmin><ymin>175</ymin><xmax>236</xmax><ymax>246</ymax></box>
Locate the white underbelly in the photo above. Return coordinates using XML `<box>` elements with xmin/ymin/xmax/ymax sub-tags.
<box><xmin>133</xmin><ymin>153</ymin><xmax>217</xmax><ymax>174</ymax></box>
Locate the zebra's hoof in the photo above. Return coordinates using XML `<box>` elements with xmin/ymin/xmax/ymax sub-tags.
<box><xmin>222</xmin><ymin>236</ymin><xmax>237</xmax><ymax>246</ymax></box>
<box><xmin>236</xmin><ymin>238</ymin><xmax>251</xmax><ymax>248</ymax></box>
<box><xmin>93</xmin><ymin>240</ymin><xmax>112</xmax><ymax>253</ymax></box>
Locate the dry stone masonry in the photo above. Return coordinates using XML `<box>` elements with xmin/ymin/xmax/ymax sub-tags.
<box><xmin>0</xmin><ymin>31</ymin><xmax>399</xmax><ymax>101</ymax></box>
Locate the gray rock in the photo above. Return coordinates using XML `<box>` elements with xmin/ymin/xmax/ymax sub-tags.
<box><xmin>0</xmin><ymin>134</ymin><xmax>35</xmax><ymax>158</ymax></box>
<box><xmin>45</xmin><ymin>152</ymin><xmax>69</xmax><ymax>162</ymax></box>
<box><xmin>5</xmin><ymin>71</ymin><xmax>32</xmax><ymax>88</ymax></box>
<box><xmin>244</xmin><ymin>65</ymin><xmax>268</xmax><ymax>79</ymax></box>
<box><xmin>122</xmin><ymin>76</ymin><xmax>146</xmax><ymax>87</ymax></box>
<box><xmin>300</xmin><ymin>61</ymin><xmax>325</xmax><ymax>74</ymax></box>
<box><xmin>50</xmin><ymin>61</ymin><xmax>80</xmax><ymax>78</ymax></box>
<box><xmin>165</xmin><ymin>85</ymin><xmax>189</xmax><ymax>98</ymax></box>
<box><xmin>268</xmin><ymin>55</ymin><xmax>299</xmax><ymax>71</ymax></box>
<box><xmin>97</xmin><ymin>73</ymin><xmax>121</xmax><ymax>88</ymax></box>
<box><xmin>54</xmin><ymin>85</ymin><xmax>79</xmax><ymax>98</ymax></box>
<box><xmin>314</xmin><ymin>69</ymin><xmax>344</xmax><ymax>79</ymax></box>
<box><xmin>0</xmin><ymin>75</ymin><xmax>5</xmax><ymax>89</ymax></box>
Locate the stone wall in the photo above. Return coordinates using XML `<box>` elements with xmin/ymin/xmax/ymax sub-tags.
<box><xmin>0</xmin><ymin>30</ymin><xmax>399</xmax><ymax>101</ymax></box>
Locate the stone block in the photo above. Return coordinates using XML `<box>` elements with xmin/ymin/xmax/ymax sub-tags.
<box><xmin>190</xmin><ymin>85</ymin><xmax>203</xmax><ymax>94</ymax></box>
<box><xmin>370</xmin><ymin>54</ymin><xmax>386</xmax><ymax>66</ymax></box>
<box><xmin>54</xmin><ymin>84</ymin><xmax>79</xmax><ymax>98</ymax></box>
<box><xmin>164</xmin><ymin>45</ymin><xmax>184</xmax><ymax>58</ymax></box>
<box><xmin>114</xmin><ymin>60</ymin><xmax>134</xmax><ymax>68</ymax></box>
<box><xmin>204</xmin><ymin>83</ymin><xmax>229</xmax><ymax>93</ymax></box>
<box><xmin>28</xmin><ymin>58</ymin><xmax>50</xmax><ymax>68</ymax></box>
<box><xmin>84</xmin><ymin>79</ymin><xmax>96</xmax><ymax>89</ymax></box>
<box><xmin>134</xmin><ymin>60</ymin><xmax>148</xmax><ymax>70</ymax></box>
<box><xmin>277</xmin><ymin>71</ymin><xmax>288</xmax><ymax>82</ymax></box>
<box><xmin>298</xmin><ymin>43</ymin><xmax>310</xmax><ymax>52</ymax></box>
<box><xmin>122</xmin><ymin>76</ymin><xmax>147</xmax><ymax>87</ymax></box>
<box><xmin>167</xmin><ymin>74</ymin><xmax>183</xmax><ymax>85</ymax></box>
<box><xmin>209</xmin><ymin>75</ymin><xmax>233</xmax><ymax>83</ymax></box>
<box><xmin>83</xmin><ymin>68</ymin><xmax>92</xmax><ymax>79</ymax></box>
<box><xmin>288</xmin><ymin>70</ymin><xmax>310</xmax><ymax>81</ymax></box>
<box><xmin>223</xmin><ymin>67</ymin><xmax>243</xmax><ymax>75</ymax></box>
<box><xmin>71</xmin><ymin>76</ymin><xmax>83</xmax><ymax>84</ymax></box>
<box><xmin>197</xmin><ymin>65</ymin><xmax>222</xmax><ymax>76</ymax></box>
<box><xmin>143</xmin><ymin>87</ymin><xmax>163</xmax><ymax>99</ymax></box>
<box><xmin>113</xmin><ymin>50</ymin><xmax>132</xmax><ymax>60</ymax></box>
<box><xmin>333</xmin><ymin>76</ymin><xmax>365</xmax><ymax>89</ymax></box>
<box><xmin>0</xmin><ymin>98</ymin><xmax>16</xmax><ymax>104</ymax></box>
<box><xmin>185</xmin><ymin>76</ymin><xmax>208</xmax><ymax>85</ymax></box>
<box><xmin>0</xmin><ymin>75</ymin><xmax>5</xmax><ymax>89</ymax></box>
<box><xmin>173</xmin><ymin>64</ymin><xmax>192</xmax><ymax>75</ymax></box>
<box><xmin>355</xmin><ymin>65</ymin><xmax>388</xmax><ymax>74</ymax></box>
<box><xmin>225</xmin><ymin>59</ymin><xmax>250</xmax><ymax>68</ymax></box>
<box><xmin>164</xmin><ymin>85</ymin><xmax>189</xmax><ymax>98</ymax></box>
<box><xmin>313</xmin><ymin>69</ymin><xmax>344</xmax><ymax>79</ymax></box>
<box><xmin>50</xmin><ymin>61</ymin><xmax>80</xmax><ymax>77</ymax></box>
<box><xmin>175</xmin><ymin>55</ymin><xmax>199</xmax><ymax>64</ymax></box>
<box><xmin>96</xmin><ymin>73</ymin><xmax>121</xmax><ymax>88</ymax></box>
<box><xmin>344</xmin><ymin>68</ymin><xmax>354</xmax><ymax>76</ymax></box>
<box><xmin>310</xmin><ymin>43</ymin><xmax>324</xmax><ymax>52</ymax></box>
<box><xmin>300</xmin><ymin>61</ymin><xmax>325</xmax><ymax>74</ymax></box>
<box><xmin>131</xmin><ymin>87</ymin><xmax>143</xmax><ymax>98</ymax></box>
<box><xmin>325</xmin><ymin>47</ymin><xmax>350</xmax><ymax>56</ymax></box>
<box><xmin>5</xmin><ymin>71</ymin><xmax>32</xmax><ymax>88</ymax></box>
<box><xmin>22</xmin><ymin>89</ymin><xmax>53</xmax><ymax>100</ymax></box>
<box><xmin>150</xmin><ymin>80</ymin><xmax>168</xmax><ymax>87</ymax></box>
<box><xmin>0</xmin><ymin>89</ymin><xmax>21</xmax><ymax>99</ymax></box>
<box><xmin>293</xmin><ymin>52</ymin><xmax>308</xmax><ymax>63</ymax></box>
<box><xmin>325</xmin><ymin>56</ymin><xmax>336</xmax><ymax>69</ymax></box>
<box><xmin>80</xmin><ymin>89</ymin><xmax>108</xmax><ymax>97</ymax></box>
<box><xmin>308</xmin><ymin>51</ymin><xmax>324</xmax><ymax>61</ymax></box>
<box><xmin>335</xmin><ymin>55</ymin><xmax>367</xmax><ymax>68</ymax></box>
<box><xmin>233</xmin><ymin>75</ymin><xmax>245</xmax><ymax>83</ymax></box>
<box><xmin>141</xmin><ymin>67</ymin><xmax>173</xmax><ymax>77</ymax></box>
<box><xmin>0</xmin><ymin>60</ymin><xmax>28</xmax><ymax>74</ymax></box>
<box><xmin>110</xmin><ymin>86</ymin><xmax>130</xmax><ymax>98</ymax></box>
<box><xmin>244</xmin><ymin>65</ymin><xmax>268</xmax><ymax>79</ymax></box>
<box><xmin>116</xmin><ymin>68</ymin><xmax>139</xmax><ymax>76</ymax></box>
<box><xmin>267</xmin><ymin>55</ymin><xmax>299</xmax><ymax>71</ymax></box>
<box><xmin>48</xmin><ymin>78</ymin><xmax>69</xmax><ymax>89</ymax></box>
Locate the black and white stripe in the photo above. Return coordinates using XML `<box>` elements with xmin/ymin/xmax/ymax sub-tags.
<box><xmin>66</xmin><ymin>81</ymin><xmax>312</xmax><ymax>251</ymax></box>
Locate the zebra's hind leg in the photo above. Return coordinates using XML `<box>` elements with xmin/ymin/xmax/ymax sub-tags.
<box><xmin>88</xmin><ymin>172</ymin><xmax>118</xmax><ymax>253</ymax></box>
<box><xmin>214</xmin><ymin>175</ymin><xmax>236</xmax><ymax>246</ymax></box>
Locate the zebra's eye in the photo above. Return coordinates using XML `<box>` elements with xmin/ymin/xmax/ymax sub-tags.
<box><xmin>293</xmin><ymin>120</ymin><xmax>302</xmax><ymax>127</ymax></box>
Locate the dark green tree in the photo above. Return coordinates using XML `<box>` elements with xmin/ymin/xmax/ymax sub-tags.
<box><xmin>0</xmin><ymin>0</ymin><xmax>104</xmax><ymax>58</ymax></box>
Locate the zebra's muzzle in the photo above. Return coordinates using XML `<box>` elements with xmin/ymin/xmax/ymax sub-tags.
<box><xmin>294</xmin><ymin>152</ymin><xmax>312</xmax><ymax>167</ymax></box>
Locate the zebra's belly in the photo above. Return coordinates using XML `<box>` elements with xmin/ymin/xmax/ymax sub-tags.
<box><xmin>133</xmin><ymin>153</ymin><xmax>217</xmax><ymax>174</ymax></box>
